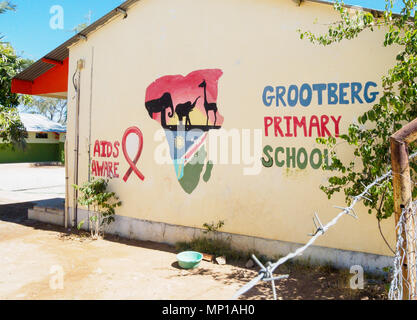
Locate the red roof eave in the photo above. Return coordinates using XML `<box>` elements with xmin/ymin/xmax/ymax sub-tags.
<box><xmin>11</xmin><ymin>57</ymin><xmax>69</xmax><ymax>97</ymax></box>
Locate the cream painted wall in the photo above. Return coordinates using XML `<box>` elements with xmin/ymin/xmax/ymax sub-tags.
<box><xmin>66</xmin><ymin>0</ymin><xmax>399</xmax><ymax>256</ymax></box>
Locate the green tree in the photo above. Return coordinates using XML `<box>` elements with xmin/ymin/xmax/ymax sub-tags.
<box><xmin>71</xmin><ymin>10</ymin><xmax>92</xmax><ymax>34</ymax></box>
<box><xmin>299</xmin><ymin>1</ymin><xmax>417</xmax><ymax>235</ymax></box>
<box><xmin>0</xmin><ymin>43</ymin><xmax>31</xmax><ymax>149</ymax></box>
<box><xmin>0</xmin><ymin>1</ymin><xmax>32</xmax><ymax>149</ymax></box>
<box><xmin>0</xmin><ymin>1</ymin><xmax>15</xmax><ymax>40</ymax></box>
<box><xmin>72</xmin><ymin>22</ymin><xmax>88</xmax><ymax>34</ymax></box>
<box><xmin>0</xmin><ymin>1</ymin><xmax>15</xmax><ymax>15</ymax></box>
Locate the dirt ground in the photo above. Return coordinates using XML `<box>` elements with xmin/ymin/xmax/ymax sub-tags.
<box><xmin>0</xmin><ymin>164</ymin><xmax>389</xmax><ymax>300</ymax></box>
<box><xmin>0</xmin><ymin>204</ymin><xmax>389</xmax><ymax>300</ymax></box>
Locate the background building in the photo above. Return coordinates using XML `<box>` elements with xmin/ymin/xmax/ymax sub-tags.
<box><xmin>0</xmin><ymin>113</ymin><xmax>66</xmax><ymax>163</ymax></box>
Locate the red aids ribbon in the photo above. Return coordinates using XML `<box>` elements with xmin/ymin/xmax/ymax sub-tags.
<box><xmin>122</xmin><ymin>126</ymin><xmax>145</xmax><ymax>182</ymax></box>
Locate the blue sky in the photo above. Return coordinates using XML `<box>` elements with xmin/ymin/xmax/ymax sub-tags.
<box><xmin>347</xmin><ymin>0</ymin><xmax>403</xmax><ymax>11</ymax></box>
<box><xmin>0</xmin><ymin>0</ymin><xmax>405</xmax><ymax>61</ymax></box>
<box><xmin>0</xmin><ymin>0</ymin><xmax>124</xmax><ymax>60</ymax></box>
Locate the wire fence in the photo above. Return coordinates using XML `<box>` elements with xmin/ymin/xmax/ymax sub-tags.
<box><xmin>389</xmin><ymin>200</ymin><xmax>417</xmax><ymax>300</ymax></box>
<box><xmin>233</xmin><ymin>152</ymin><xmax>417</xmax><ymax>300</ymax></box>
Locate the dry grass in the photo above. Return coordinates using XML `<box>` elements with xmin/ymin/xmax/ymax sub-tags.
<box><xmin>176</xmin><ymin>237</ymin><xmax>390</xmax><ymax>300</ymax></box>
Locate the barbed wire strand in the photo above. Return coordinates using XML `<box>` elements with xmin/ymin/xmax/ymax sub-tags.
<box><xmin>233</xmin><ymin>151</ymin><xmax>417</xmax><ymax>300</ymax></box>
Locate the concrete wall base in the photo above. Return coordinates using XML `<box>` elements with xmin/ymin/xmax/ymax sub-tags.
<box><xmin>28</xmin><ymin>207</ymin><xmax>64</xmax><ymax>226</ymax></box>
<box><xmin>62</xmin><ymin>208</ymin><xmax>393</xmax><ymax>274</ymax></box>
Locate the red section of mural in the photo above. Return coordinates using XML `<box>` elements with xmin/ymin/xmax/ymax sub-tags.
<box><xmin>90</xmin><ymin>127</ymin><xmax>145</xmax><ymax>182</ymax></box>
<box><xmin>122</xmin><ymin>127</ymin><xmax>145</xmax><ymax>182</ymax></box>
<box><xmin>91</xmin><ymin>140</ymin><xmax>121</xmax><ymax>179</ymax></box>
<box><xmin>145</xmin><ymin>69</ymin><xmax>224</xmax><ymax>126</ymax></box>
<box><xmin>263</xmin><ymin>115</ymin><xmax>342</xmax><ymax>138</ymax></box>
<box><xmin>11</xmin><ymin>58</ymin><xmax>69</xmax><ymax>96</ymax></box>
<box><xmin>92</xmin><ymin>160</ymin><xmax>120</xmax><ymax>178</ymax></box>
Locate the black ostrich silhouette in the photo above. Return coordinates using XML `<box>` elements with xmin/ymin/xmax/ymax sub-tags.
<box><xmin>198</xmin><ymin>80</ymin><xmax>218</xmax><ymax>126</ymax></box>
<box><xmin>145</xmin><ymin>92</ymin><xmax>174</xmax><ymax>127</ymax></box>
<box><xmin>175</xmin><ymin>97</ymin><xmax>200</xmax><ymax>127</ymax></box>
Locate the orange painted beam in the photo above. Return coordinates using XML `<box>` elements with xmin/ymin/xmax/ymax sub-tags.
<box><xmin>11</xmin><ymin>79</ymin><xmax>32</xmax><ymax>94</ymax></box>
<box><xmin>11</xmin><ymin>57</ymin><xmax>69</xmax><ymax>96</ymax></box>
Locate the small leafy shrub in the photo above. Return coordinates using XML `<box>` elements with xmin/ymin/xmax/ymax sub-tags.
<box><xmin>73</xmin><ymin>178</ymin><xmax>121</xmax><ymax>239</ymax></box>
<box><xmin>202</xmin><ymin>220</ymin><xmax>225</xmax><ymax>234</ymax></box>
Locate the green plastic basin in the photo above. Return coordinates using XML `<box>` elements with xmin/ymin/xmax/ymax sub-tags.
<box><xmin>176</xmin><ymin>251</ymin><xmax>203</xmax><ymax>269</ymax></box>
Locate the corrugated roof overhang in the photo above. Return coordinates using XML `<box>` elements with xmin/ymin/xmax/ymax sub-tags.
<box><xmin>11</xmin><ymin>0</ymin><xmax>388</xmax><ymax>99</ymax></box>
<box><xmin>12</xmin><ymin>58</ymin><xmax>69</xmax><ymax>99</ymax></box>
<box><xmin>11</xmin><ymin>0</ymin><xmax>141</xmax><ymax>98</ymax></box>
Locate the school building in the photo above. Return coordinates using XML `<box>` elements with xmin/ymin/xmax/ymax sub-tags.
<box><xmin>11</xmin><ymin>0</ymin><xmax>398</xmax><ymax>272</ymax></box>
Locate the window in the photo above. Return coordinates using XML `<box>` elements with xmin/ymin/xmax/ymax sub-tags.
<box><xmin>36</xmin><ymin>133</ymin><xmax>48</xmax><ymax>139</ymax></box>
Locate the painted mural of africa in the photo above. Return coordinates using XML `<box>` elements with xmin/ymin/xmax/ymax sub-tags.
<box><xmin>144</xmin><ymin>69</ymin><xmax>224</xmax><ymax>194</ymax></box>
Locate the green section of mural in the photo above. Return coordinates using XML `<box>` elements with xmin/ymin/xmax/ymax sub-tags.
<box><xmin>0</xmin><ymin>143</ymin><xmax>61</xmax><ymax>163</ymax></box>
<box><xmin>178</xmin><ymin>146</ymin><xmax>212</xmax><ymax>194</ymax></box>
<box><xmin>203</xmin><ymin>161</ymin><xmax>213</xmax><ymax>182</ymax></box>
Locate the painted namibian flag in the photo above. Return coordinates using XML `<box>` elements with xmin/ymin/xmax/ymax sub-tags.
<box><xmin>144</xmin><ymin>69</ymin><xmax>223</xmax><ymax>181</ymax></box>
